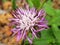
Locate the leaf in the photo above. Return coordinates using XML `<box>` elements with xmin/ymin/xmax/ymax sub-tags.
<box><xmin>31</xmin><ymin>0</ymin><xmax>40</xmax><ymax>9</ymax></box>
<box><xmin>52</xmin><ymin>24</ymin><xmax>60</xmax><ymax>43</ymax></box>
<box><xmin>27</xmin><ymin>0</ymin><xmax>34</xmax><ymax>8</ymax></box>
<box><xmin>33</xmin><ymin>29</ymin><xmax>55</xmax><ymax>45</ymax></box>
<box><xmin>44</xmin><ymin>1</ymin><xmax>60</xmax><ymax>25</ymax></box>
<box><xmin>34</xmin><ymin>39</ymin><xmax>48</xmax><ymax>45</ymax></box>
<box><xmin>44</xmin><ymin>3</ymin><xmax>56</xmax><ymax>17</ymax></box>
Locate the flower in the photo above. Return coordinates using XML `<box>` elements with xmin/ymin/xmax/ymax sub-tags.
<box><xmin>9</xmin><ymin>7</ymin><xmax>48</xmax><ymax>44</ymax></box>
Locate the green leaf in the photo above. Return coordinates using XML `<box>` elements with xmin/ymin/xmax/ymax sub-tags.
<box><xmin>44</xmin><ymin>0</ymin><xmax>56</xmax><ymax>17</ymax></box>
<box><xmin>34</xmin><ymin>39</ymin><xmax>48</xmax><ymax>45</ymax></box>
<box><xmin>27</xmin><ymin>0</ymin><xmax>34</xmax><ymax>8</ymax></box>
<box><xmin>44</xmin><ymin>3</ymin><xmax>56</xmax><ymax>16</ymax></box>
<box><xmin>44</xmin><ymin>1</ymin><xmax>60</xmax><ymax>25</ymax></box>
<box><xmin>52</xmin><ymin>24</ymin><xmax>60</xmax><ymax>43</ymax></box>
<box><xmin>38</xmin><ymin>0</ymin><xmax>47</xmax><ymax>10</ymax></box>
<box><xmin>33</xmin><ymin>29</ymin><xmax>55</xmax><ymax>45</ymax></box>
<box><xmin>41</xmin><ymin>30</ymin><xmax>55</xmax><ymax>43</ymax></box>
<box><xmin>31</xmin><ymin>0</ymin><xmax>40</xmax><ymax>9</ymax></box>
<box><xmin>27</xmin><ymin>0</ymin><xmax>40</xmax><ymax>9</ymax></box>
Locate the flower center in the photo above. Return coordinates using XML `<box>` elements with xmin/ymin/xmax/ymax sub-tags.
<box><xmin>19</xmin><ymin>12</ymin><xmax>37</xmax><ymax>30</ymax></box>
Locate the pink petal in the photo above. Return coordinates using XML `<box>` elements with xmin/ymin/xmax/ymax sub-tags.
<box><xmin>17</xmin><ymin>31</ymin><xmax>21</xmax><ymax>41</ymax></box>
<box><xmin>31</xmin><ymin>28</ymin><xmax>37</xmax><ymax>38</ymax></box>
<box><xmin>35</xmin><ymin>28</ymin><xmax>46</xmax><ymax>32</ymax></box>
<box><xmin>27</xmin><ymin>37</ymin><xmax>32</xmax><ymax>44</ymax></box>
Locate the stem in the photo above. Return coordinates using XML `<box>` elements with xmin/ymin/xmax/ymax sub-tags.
<box><xmin>37</xmin><ymin>0</ymin><xmax>46</xmax><ymax>10</ymax></box>
<box><xmin>11</xmin><ymin>0</ymin><xmax>17</xmax><ymax>10</ymax></box>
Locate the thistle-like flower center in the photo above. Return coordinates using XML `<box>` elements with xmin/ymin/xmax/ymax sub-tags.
<box><xmin>19</xmin><ymin>11</ymin><xmax>37</xmax><ymax>30</ymax></box>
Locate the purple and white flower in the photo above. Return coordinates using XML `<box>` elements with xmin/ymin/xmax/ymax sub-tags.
<box><xmin>9</xmin><ymin>7</ymin><xmax>48</xmax><ymax>44</ymax></box>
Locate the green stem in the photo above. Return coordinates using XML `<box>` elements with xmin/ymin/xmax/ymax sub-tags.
<box><xmin>11</xmin><ymin>0</ymin><xmax>17</xmax><ymax>10</ymax></box>
<box><xmin>37</xmin><ymin>0</ymin><xmax>46</xmax><ymax>10</ymax></box>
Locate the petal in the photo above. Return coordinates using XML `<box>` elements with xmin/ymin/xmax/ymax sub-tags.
<box><xmin>31</xmin><ymin>28</ymin><xmax>37</xmax><ymax>38</ymax></box>
<box><xmin>18</xmin><ymin>8</ymin><xmax>26</xmax><ymax>15</ymax></box>
<box><xmin>30</xmin><ymin>8</ymin><xmax>36</xmax><ymax>15</ymax></box>
<box><xmin>12</xmin><ymin>12</ymin><xmax>18</xmax><ymax>18</ymax></box>
<box><xmin>35</xmin><ymin>28</ymin><xmax>45</xmax><ymax>32</ymax></box>
<box><xmin>9</xmin><ymin>18</ymin><xmax>19</xmax><ymax>21</ymax></box>
<box><xmin>30</xmin><ymin>8</ymin><xmax>35</xmax><ymax>12</ymax></box>
<box><xmin>22</xmin><ymin>30</ymin><xmax>26</xmax><ymax>39</ymax></box>
<box><xmin>27</xmin><ymin>37</ymin><xmax>32</xmax><ymax>44</ymax></box>
<box><xmin>24</xmin><ymin>4</ymin><xmax>29</xmax><ymax>10</ymax></box>
<box><xmin>38</xmin><ymin>9</ymin><xmax>46</xmax><ymax>17</ymax></box>
<box><xmin>17</xmin><ymin>31</ymin><xmax>21</xmax><ymax>41</ymax></box>
<box><xmin>35</xmin><ymin>24</ymin><xmax>48</xmax><ymax>28</ymax></box>
<box><xmin>11</xmin><ymin>28</ymin><xmax>21</xmax><ymax>36</ymax></box>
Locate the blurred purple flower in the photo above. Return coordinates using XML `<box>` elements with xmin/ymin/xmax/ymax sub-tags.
<box><xmin>9</xmin><ymin>7</ymin><xmax>48</xmax><ymax>44</ymax></box>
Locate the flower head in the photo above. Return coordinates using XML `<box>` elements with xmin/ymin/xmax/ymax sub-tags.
<box><xmin>9</xmin><ymin>7</ymin><xmax>48</xmax><ymax>44</ymax></box>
